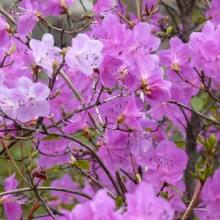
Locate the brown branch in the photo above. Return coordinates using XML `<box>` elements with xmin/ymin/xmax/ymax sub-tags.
<box><xmin>0</xmin><ymin>186</ymin><xmax>92</xmax><ymax>199</ymax></box>
<box><xmin>182</xmin><ymin>180</ymin><xmax>203</xmax><ymax>220</ymax></box>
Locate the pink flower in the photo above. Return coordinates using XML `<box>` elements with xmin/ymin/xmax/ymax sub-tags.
<box><xmin>17</xmin><ymin>0</ymin><xmax>39</xmax><ymax>37</ymax></box>
<box><xmin>0</xmin><ymin>87</ymin><xmax>18</xmax><ymax>123</ymax></box>
<box><xmin>3</xmin><ymin>174</ymin><xmax>22</xmax><ymax>220</ymax></box>
<box><xmin>65</xmin><ymin>34</ymin><xmax>103</xmax><ymax>75</ymax></box>
<box><xmin>72</xmin><ymin>190</ymin><xmax>121</xmax><ymax>220</ymax></box>
<box><xmin>90</xmin><ymin>14</ymin><xmax>126</xmax><ymax>56</ymax></box>
<box><xmin>50</xmin><ymin>174</ymin><xmax>76</xmax><ymax>206</ymax></box>
<box><xmin>30</xmin><ymin>33</ymin><xmax>62</xmax><ymax>77</ymax></box>
<box><xmin>92</xmin><ymin>0</ymin><xmax>113</xmax><ymax>16</ymax></box>
<box><xmin>196</xmin><ymin>169</ymin><xmax>220</xmax><ymax>220</ymax></box>
<box><xmin>98</xmin><ymin>129</ymin><xmax>130</xmax><ymax>172</ymax></box>
<box><xmin>206</xmin><ymin>0</ymin><xmax>220</xmax><ymax>27</ymax></box>
<box><xmin>122</xmin><ymin>22</ymin><xmax>160</xmax><ymax>72</ymax></box>
<box><xmin>0</xmin><ymin>17</ymin><xmax>9</xmax><ymax>47</ymax></box>
<box><xmin>41</xmin><ymin>0</ymin><xmax>76</xmax><ymax>17</ymax></box>
<box><xmin>16</xmin><ymin>77</ymin><xmax>50</xmax><ymax>122</ymax></box>
<box><xmin>124</xmin><ymin>182</ymin><xmax>174</xmax><ymax>220</ymax></box>
<box><xmin>143</xmin><ymin>140</ymin><xmax>188</xmax><ymax>190</ymax></box>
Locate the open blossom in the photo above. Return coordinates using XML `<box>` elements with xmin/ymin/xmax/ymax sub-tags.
<box><xmin>98</xmin><ymin>129</ymin><xmax>130</xmax><ymax>172</ymax></box>
<box><xmin>0</xmin><ymin>17</ymin><xmax>10</xmax><ymax>47</ymax></box>
<box><xmin>189</xmin><ymin>21</ymin><xmax>220</xmax><ymax>82</ymax></box>
<box><xmin>50</xmin><ymin>174</ymin><xmax>77</xmax><ymax>206</ymax></box>
<box><xmin>139</xmin><ymin>66</ymin><xmax>172</xmax><ymax>102</ymax></box>
<box><xmin>124</xmin><ymin>182</ymin><xmax>174</xmax><ymax>220</ymax></box>
<box><xmin>3</xmin><ymin>174</ymin><xmax>22</xmax><ymax>220</ymax></box>
<box><xmin>99</xmin><ymin>93</ymin><xmax>144</xmax><ymax>130</ymax></box>
<box><xmin>206</xmin><ymin>0</ymin><xmax>220</xmax><ymax>26</ymax></box>
<box><xmin>17</xmin><ymin>0</ymin><xmax>39</xmax><ymax>37</ymax></box>
<box><xmin>16</xmin><ymin>77</ymin><xmax>50</xmax><ymax>122</ymax></box>
<box><xmin>37</xmin><ymin>136</ymin><xmax>71</xmax><ymax>168</ymax></box>
<box><xmin>122</xmin><ymin>22</ymin><xmax>160</xmax><ymax>71</ymax></box>
<box><xmin>90</xmin><ymin>14</ymin><xmax>126</xmax><ymax>56</ymax></box>
<box><xmin>92</xmin><ymin>0</ymin><xmax>113</xmax><ymax>16</ymax></box>
<box><xmin>30</xmin><ymin>33</ymin><xmax>62</xmax><ymax>77</ymax></box>
<box><xmin>41</xmin><ymin>0</ymin><xmax>76</xmax><ymax>17</ymax></box>
<box><xmin>65</xmin><ymin>34</ymin><xmax>103</xmax><ymax>75</ymax></box>
<box><xmin>72</xmin><ymin>190</ymin><xmax>121</xmax><ymax>220</ymax></box>
<box><xmin>143</xmin><ymin>140</ymin><xmax>188</xmax><ymax>190</ymax></box>
<box><xmin>0</xmin><ymin>88</ymin><xmax>18</xmax><ymax>122</ymax></box>
<box><xmin>196</xmin><ymin>169</ymin><xmax>220</xmax><ymax>219</ymax></box>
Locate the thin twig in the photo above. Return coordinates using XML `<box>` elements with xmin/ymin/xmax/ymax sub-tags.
<box><xmin>79</xmin><ymin>0</ymin><xmax>88</xmax><ymax>12</ymax></box>
<box><xmin>34</xmin><ymin>189</ymin><xmax>57</xmax><ymax>220</ymax></box>
<box><xmin>59</xmin><ymin>69</ymin><xmax>103</xmax><ymax>134</ymax></box>
<box><xmin>181</xmin><ymin>180</ymin><xmax>203</xmax><ymax>220</ymax></box>
<box><xmin>0</xmin><ymin>186</ymin><xmax>92</xmax><ymax>199</ymax></box>
<box><xmin>1</xmin><ymin>140</ymin><xmax>32</xmax><ymax>188</ymax></box>
<box><xmin>0</xmin><ymin>7</ymin><xmax>16</xmax><ymax>25</ymax></box>
<box><xmin>169</xmin><ymin>100</ymin><xmax>220</xmax><ymax>125</ymax></box>
<box><xmin>136</xmin><ymin>0</ymin><xmax>142</xmax><ymax>21</ymax></box>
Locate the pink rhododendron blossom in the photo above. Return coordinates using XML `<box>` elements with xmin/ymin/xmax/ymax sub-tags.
<box><xmin>42</xmin><ymin>0</ymin><xmax>76</xmax><ymax>17</ymax></box>
<box><xmin>122</xmin><ymin>22</ymin><xmax>160</xmax><ymax>71</ymax></box>
<box><xmin>65</xmin><ymin>34</ymin><xmax>103</xmax><ymax>75</ymax></box>
<box><xmin>124</xmin><ymin>182</ymin><xmax>174</xmax><ymax>220</ymax></box>
<box><xmin>50</xmin><ymin>174</ymin><xmax>77</xmax><ymax>206</ymax></box>
<box><xmin>196</xmin><ymin>169</ymin><xmax>220</xmax><ymax>219</ymax></box>
<box><xmin>17</xmin><ymin>0</ymin><xmax>39</xmax><ymax>37</ymax></box>
<box><xmin>72</xmin><ymin>190</ymin><xmax>121</xmax><ymax>220</ymax></box>
<box><xmin>92</xmin><ymin>0</ymin><xmax>113</xmax><ymax>16</ymax></box>
<box><xmin>16</xmin><ymin>77</ymin><xmax>50</xmax><ymax>122</ymax></box>
<box><xmin>90</xmin><ymin>14</ymin><xmax>126</xmax><ymax>56</ymax></box>
<box><xmin>189</xmin><ymin>21</ymin><xmax>220</xmax><ymax>82</ymax></box>
<box><xmin>0</xmin><ymin>1</ymin><xmax>220</xmax><ymax>219</ymax></box>
<box><xmin>143</xmin><ymin>140</ymin><xmax>188</xmax><ymax>190</ymax></box>
<box><xmin>98</xmin><ymin>129</ymin><xmax>130</xmax><ymax>172</ymax></box>
<box><xmin>129</xmin><ymin>132</ymin><xmax>152</xmax><ymax>166</ymax></box>
<box><xmin>0</xmin><ymin>17</ymin><xmax>9</xmax><ymax>47</ymax></box>
<box><xmin>206</xmin><ymin>0</ymin><xmax>220</xmax><ymax>26</ymax></box>
<box><xmin>3</xmin><ymin>174</ymin><xmax>22</xmax><ymax>220</ymax></box>
<box><xmin>30</xmin><ymin>33</ymin><xmax>62</xmax><ymax>77</ymax></box>
<box><xmin>0</xmin><ymin>87</ymin><xmax>18</xmax><ymax>123</ymax></box>
<box><xmin>37</xmin><ymin>135</ymin><xmax>71</xmax><ymax>168</ymax></box>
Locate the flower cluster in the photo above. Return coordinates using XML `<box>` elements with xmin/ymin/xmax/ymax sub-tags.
<box><xmin>0</xmin><ymin>0</ymin><xmax>219</xmax><ymax>219</ymax></box>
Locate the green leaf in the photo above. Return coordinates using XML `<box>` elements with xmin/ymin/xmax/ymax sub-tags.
<box><xmin>197</xmin><ymin>135</ymin><xmax>205</xmax><ymax>146</ymax></box>
<box><xmin>175</xmin><ymin>141</ymin><xmax>185</xmax><ymax>148</ymax></box>
<box><xmin>116</xmin><ymin>196</ymin><xmax>123</xmax><ymax>209</ymax></box>
<box><xmin>207</xmin><ymin>133</ymin><xmax>217</xmax><ymax>150</ymax></box>
<box><xmin>8</xmin><ymin>45</ymin><xmax>16</xmax><ymax>55</ymax></box>
<box><xmin>84</xmin><ymin>12</ymin><xmax>95</xmax><ymax>18</ymax></box>
<box><xmin>28</xmin><ymin>163</ymin><xmax>37</xmax><ymax>172</ymax></box>
<box><xmin>42</xmin><ymin>135</ymin><xmax>60</xmax><ymax>141</ymax></box>
<box><xmin>77</xmin><ymin>160</ymin><xmax>90</xmax><ymax>170</ymax></box>
<box><xmin>165</xmin><ymin>26</ymin><xmax>173</xmax><ymax>36</ymax></box>
<box><xmin>191</xmin><ymin>97</ymin><xmax>204</xmax><ymax>111</ymax></box>
<box><xmin>47</xmin><ymin>196</ymin><xmax>58</xmax><ymax>201</ymax></box>
<box><xmin>168</xmin><ymin>183</ymin><xmax>183</xmax><ymax>196</ymax></box>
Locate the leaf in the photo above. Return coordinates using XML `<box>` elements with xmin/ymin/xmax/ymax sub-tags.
<box><xmin>191</xmin><ymin>97</ymin><xmax>203</xmax><ymax>111</ymax></box>
<box><xmin>77</xmin><ymin>160</ymin><xmax>90</xmax><ymax>170</ymax></box>
<box><xmin>197</xmin><ymin>135</ymin><xmax>205</xmax><ymax>146</ymax></box>
<box><xmin>42</xmin><ymin>135</ymin><xmax>60</xmax><ymax>141</ymax></box>
<box><xmin>116</xmin><ymin>196</ymin><xmax>123</xmax><ymax>209</ymax></box>
<box><xmin>84</xmin><ymin>12</ymin><xmax>95</xmax><ymax>18</ymax></box>
<box><xmin>207</xmin><ymin>133</ymin><xmax>217</xmax><ymax>149</ymax></box>
<box><xmin>167</xmin><ymin>183</ymin><xmax>184</xmax><ymax>196</ymax></box>
<box><xmin>28</xmin><ymin>163</ymin><xmax>37</xmax><ymax>172</ymax></box>
<box><xmin>175</xmin><ymin>141</ymin><xmax>185</xmax><ymax>148</ymax></box>
<box><xmin>165</xmin><ymin>26</ymin><xmax>173</xmax><ymax>36</ymax></box>
<box><xmin>47</xmin><ymin>197</ymin><xmax>58</xmax><ymax>201</ymax></box>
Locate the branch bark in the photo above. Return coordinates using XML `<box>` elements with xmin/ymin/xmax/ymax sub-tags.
<box><xmin>176</xmin><ymin>1</ymin><xmax>201</xmax><ymax>219</ymax></box>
